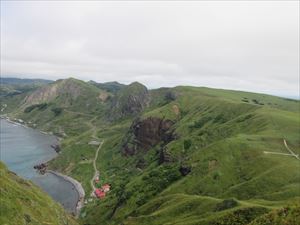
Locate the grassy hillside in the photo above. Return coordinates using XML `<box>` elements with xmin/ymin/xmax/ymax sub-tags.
<box><xmin>80</xmin><ymin>86</ymin><xmax>300</xmax><ymax>224</ymax></box>
<box><xmin>1</xmin><ymin>79</ymin><xmax>299</xmax><ymax>225</ymax></box>
<box><xmin>0</xmin><ymin>161</ymin><xmax>78</xmax><ymax>225</ymax></box>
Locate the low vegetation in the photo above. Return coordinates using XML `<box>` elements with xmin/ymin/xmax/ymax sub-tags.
<box><xmin>0</xmin><ymin>78</ymin><xmax>299</xmax><ymax>225</ymax></box>
<box><xmin>0</xmin><ymin>162</ymin><xmax>77</xmax><ymax>225</ymax></box>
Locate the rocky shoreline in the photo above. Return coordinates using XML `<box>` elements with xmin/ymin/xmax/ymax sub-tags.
<box><xmin>47</xmin><ymin>170</ymin><xmax>85</xmax><ymax>216</ymax></box>
<box><xmin>1</xmin><ymin>116</ymin><xmax>85</xmax><ymax>216</ymax></box>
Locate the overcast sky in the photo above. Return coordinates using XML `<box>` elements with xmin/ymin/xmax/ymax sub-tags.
<box><xmin>1</xmin><ymin>1</ymin><xmax>299</xmax><ymax>97</ymax></box>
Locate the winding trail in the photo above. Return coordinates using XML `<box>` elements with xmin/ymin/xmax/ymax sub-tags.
<box><xmin>283</xmin><ymin>139</ymin><xmax>299</xmax><ymax>160</ymax></box>
<box><xmin>55</xmin><ymin>109</ymin><xmax>106</xmax><ymax>196</ymax></box>
<box><xmin>90</xmin><ymin>141</ymin><xmax>104</xmax><ymax>196</ymax></box>
<box><xmin>264</xmin><ymin>139</ymin><xmax>299</xmax><ymax>160</ymax></box>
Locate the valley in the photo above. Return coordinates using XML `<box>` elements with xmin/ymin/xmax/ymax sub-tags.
<box><xmin>0</xmin><ymin>77</ymin><xmax>299</xmax><ymax>225</ymax></box>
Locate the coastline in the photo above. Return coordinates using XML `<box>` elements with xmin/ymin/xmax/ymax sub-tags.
<box><xmin>1</xmin><ymin>116</ymin><xmax>85</xmax><ymax>216</ymax></box>
<box><xmin>1</xmin><ymin>116</ymin><xmax>60</xmax><ymax>139</ymax></box>
<box><xmin>47</xmin><ymin>170</ymin><xmax>85</xmax><ymax>216</ymax></box>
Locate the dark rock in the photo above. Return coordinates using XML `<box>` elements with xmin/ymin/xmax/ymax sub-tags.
<box><xmin>33</xmin><ymin>163</ymin><xmax>47</xmax><ymax>174</ymax></box>
<box><xmin>131</xmin><ymin>117</ymin><xmax>174</xmax><ymax>150</ymax></box>
<box><xmin>122</xmin><ymin>117</ymin><xmax>176</xmax><ymax>156</ymax></box>
<box><xmin>179</xmin><ymin>165</ymin><xmax>191</xmax><ymax>176</ymax></box>
<box><xmin>51</xmin><ymin>143</ymin><xmax>61</xmax><ymax>153</ymax></box>
<box><xmin>159</xmin><ymin>146</ymin><xmax>173</xmax><ymax>164</ymax></box>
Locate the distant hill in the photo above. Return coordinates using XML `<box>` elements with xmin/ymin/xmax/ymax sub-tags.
<box><xmin>0</xmin><ymin>161</ymin><xmax>77</xmax><ymax>225</ymax></box>
<box><xmin>0</xmin><ymin>77</ymin><xmax>53</xmax><ymax>97</ymax></box>
<box><xmin>0</xmin><ymin>77</ymin><xmax>53</xmax><ymax>85</ymax></box>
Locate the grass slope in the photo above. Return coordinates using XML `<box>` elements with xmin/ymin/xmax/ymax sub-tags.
<box><xmin>1</xmin><ymin>80</ymin><xmax>299</xmax><ymax>225</ymax></box>
<box><xmin>81</xmin><ymin>86</ymin><xmax>300</xmax><ymax>224</ymax></box>
<box><xmin>0</xmin><ymin>162</ymin><xmax>78</xmax><ymax>225</ymax></box>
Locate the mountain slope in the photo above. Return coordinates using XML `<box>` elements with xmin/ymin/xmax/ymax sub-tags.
<box><xmin>1</xmin><ymin>79</ymin><xmax>299</xmax><ymax>225</ymax></box>
<box><xmin>80</xmin><ymin>86</ymin><xmax>300</xmax><ymax>224</ymax></box>
<box><xmin>0</xmin><ymin>161</ymin><xmax>77</xmax><ymax>225</ymax></box>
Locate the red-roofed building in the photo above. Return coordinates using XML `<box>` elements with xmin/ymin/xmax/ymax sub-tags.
<box><xmin>94</xmin><ymin>189</ymin><xmax>105</xmax><ymax>199</ymax></box>
<box><xmin>102</xmin><ymin>184</ymin><xmax>111</xmax><ymax>192</ymax></box>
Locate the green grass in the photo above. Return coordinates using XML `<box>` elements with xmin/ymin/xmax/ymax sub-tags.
<box><xmin>1</xmin><ymin>80</ymin><xmax>299</xmax><ymax>225</ymax></box>
<box><xmin>0</xmin><ymin>162</ymin><xmax>78</xmax><ymax>225</ymax></box>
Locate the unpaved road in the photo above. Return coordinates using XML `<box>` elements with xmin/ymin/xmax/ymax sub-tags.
<box><xmin>283</xmin><ymin>139</ymin><xmax>299</xmax><ymax>160</ymax></box>
<box><xmin>264</xmin><ymin>139</ymin><xmax>299</xmax><ymax>160</ymax></box>
<box><xmin>90</xmin><ymin>141</ymin><xmax>104</xmax><ymax>196</ymax></box>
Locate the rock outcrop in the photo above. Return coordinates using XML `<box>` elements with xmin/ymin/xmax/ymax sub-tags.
<box><xmin>51</xmin><ymin>143</ymin><xmax>61</xmax><ymax>153</ymax></box>
<box><xmin>33</xmin><ymin>163</ymin><xmax>47</xmax><ymax>174</ymax></box>
<box><xmin>122</xmin><ymin>117</ymin><xmax>175</xmax><ymax>156</ymax></box>
<box><xmin>179</xmin><ymin>165</ymin><xmax>191</xmax><ymax>176</ymax></box>
<box><xmin>110</xmin><ymin>82</ymin><xmax>150</xmax><ymax>119</ymax></box>
<box><xmin>158</xmin><ymin>146</ymin><xmax>173</xmax><ymax>164</ymax></box>
<box><xmin>23</xmin><ymin>78</ymin><xmax>83</xmax><ymax>106</ymax></box>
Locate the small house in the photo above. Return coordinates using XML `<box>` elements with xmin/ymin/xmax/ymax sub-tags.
<box><xmin>102</xmin><ymin>184</ymin><xmax>111</xmax><ymax>193</ymax></box>
<box><xmin>94</xmin><ymin>189</ymin><xmax>105</xmax><ymax>199</ymax></box>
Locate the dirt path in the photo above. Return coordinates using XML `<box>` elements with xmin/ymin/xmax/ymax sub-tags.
<box><xmin>90</xmin><ymin>141</ymin><xmax>104</xmax><ymax>196</ymax></box>
<box><xmin>64</xmin><ymin>110</ymin><xmax>104</xmax><ymax>195</ymax></box>
<box><xmin>283</xmin><ymin>139</ymin><xmax>299</xmax><ymax>160</ymax></box>
<box><xmin>88</xmin><ymin>116</ymin><xmax>99</xmax><ymax>140</ymax></box>
<box><xmin>263</xmin><ymin>139</ymin><xmax>299</xmax><ymax>160</ymax></box>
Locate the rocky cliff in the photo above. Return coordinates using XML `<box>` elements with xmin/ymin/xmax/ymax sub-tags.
<box><xmin>110</xmin><ymin>82</ymin><xmax>150</xmax><ymax>119</ymax></box>
<box><xmin>122</xmin><ymin>117</ymin><xmax>175</xmax><ymax>156</ymax></box>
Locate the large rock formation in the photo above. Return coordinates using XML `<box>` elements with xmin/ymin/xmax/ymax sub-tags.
<box><xmin>122</xmin><ymin>117</ymin><xmax>175</xmax><ymax>156</ymax></box>
<box><xmin>23</xmin><ymin>78</ymin><xmax>84</xmax><ymax>106</ymax></box>
<box><xmin>110</xmin><ymin>82</ymin><xmax>150</xmax><ymax>119</ymax></box>
<box><xmin>20</xmin><ymin>78</ymin><xmax>103</xmax><ymax>114</ymax></box>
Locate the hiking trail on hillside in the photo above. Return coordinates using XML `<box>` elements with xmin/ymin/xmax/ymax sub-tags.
<box><xmin>90</xmin><ymin>141</ymin><xmax>104</xmax><ymax>196</ymax></box>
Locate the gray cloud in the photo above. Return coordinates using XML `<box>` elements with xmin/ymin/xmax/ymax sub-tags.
<box><xmin>1</xmin><ymin>1</ymin><xmax>299</xmax><ymax>97</ymax></box>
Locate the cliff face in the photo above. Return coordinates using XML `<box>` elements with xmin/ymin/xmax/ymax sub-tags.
<box><xmin>110</xmin><ymin>82</ymin><xmax>150</xmax><ymax>119</ymax></box>
<box><xmin>122</xmin><ymin>117</ymin><xmax>175</xmax><ymax>156</ymax></box>
<box><xmin>23</xmin><ymin>78</ymin><xmax>84</xmax><ymax>106</ymax></box>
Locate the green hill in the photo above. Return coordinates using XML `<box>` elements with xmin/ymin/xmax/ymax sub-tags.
<box><xmin>1</xmin><ymin>78</ymin><xmax>299</xmax><ymax>225</ymax></box>
<box><xmin>0</xmin><ymin>161</ymin><xmax>78</xmax><ymax>225</ymax></box>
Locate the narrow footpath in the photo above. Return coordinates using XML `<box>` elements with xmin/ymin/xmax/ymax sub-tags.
<box><xmin>264</xmin><ymin>139</ymin><xmax>299</xmax><ymax>160</ymax></box>
<box><xmin>90</xmin><ymin>141</ymin><xmax>104</xmax><ymax>196</ymax></box>
<box><xmin>283</xmin><ymin>139</ymin><xmax>299</xmax><ymax>160</ymax></box>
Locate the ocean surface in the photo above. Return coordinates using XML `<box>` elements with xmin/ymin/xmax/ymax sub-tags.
<box><xmin>0</xmin><ymin>119</ymin><xmax>78</xmax><ymax>213</ymax></box>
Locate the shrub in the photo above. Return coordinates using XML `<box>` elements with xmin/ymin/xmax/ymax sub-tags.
<box><xmin>213</xmin><ymin>114</ymin><xmax>227</xmax><ymax>123</ymax></box>
<box><xmin>165</xmin><ymin>91</ymin><xmax>177</xmax><ymax>102</ymax></box>
<box><xmin>215</xmin><ymin>199</ymin><xmax>238</xmax><ymax>211</ymax></box>
<box><xmin>190</xmin><ymin>116</ymin><xmax>212</xmax><ymax>129</ymax></box>
<box><xmin>184</xmin><ymin>139</ymin><xmax>192</xmax><ymax>150</ymax></box>
<box><xmin>51</xmin><ymin>107</ymin><xmax>63</xmax><ymax>116</ymax></box>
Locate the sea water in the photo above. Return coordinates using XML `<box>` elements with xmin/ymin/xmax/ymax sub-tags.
<box><xmin>0</xmin><ymin>119</ymin><xmax>78</xmax><ymax>213</ymax></box>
